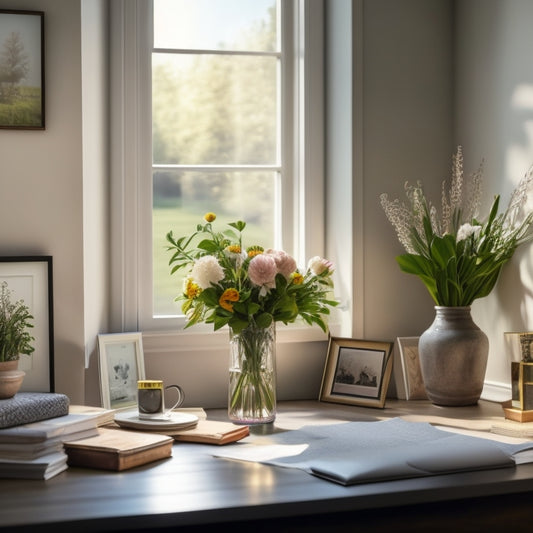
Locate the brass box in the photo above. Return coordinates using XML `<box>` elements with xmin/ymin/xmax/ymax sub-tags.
<box><xmin>511</xmin><ymin>361</ymin><xmax>533</xmax><ymax>411</ymax></box>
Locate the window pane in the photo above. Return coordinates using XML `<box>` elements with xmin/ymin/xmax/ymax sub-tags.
<box><xmin>153</xmin><ymin>53</ymin><xmax>278</xmax><ymax>165</ymax></box>
<box><xmin>153</xmin><ymin>169</ymin><xmax>278</xmax><ymax>316</ymax></box>
<box><xmin>153</xmin><ymin>0</ymin><xmax>278</xmax><ymax>52</ymax></box>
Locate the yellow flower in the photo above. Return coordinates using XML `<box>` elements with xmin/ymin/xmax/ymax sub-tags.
<box><xmin>247</xmin><ymin>245</ymin><xmax>264</xmax><ymax>258</ymax></box>
<box><xmin>291</xmin><ymin>272</ymin><xmax>304</xmax><ymax>285</ymax></box>
<box><xmin>219</xmin><ymin>288</ymin><xmax>239</xmax><ymax>312</ymax></box>
<box><xmin>204</xmin><ymin>212</ymin><xmax>216</xmax><ymax>223</ymax></box>
<box><xmin>226</xmin><ymin>244</ymin><xmax>241</xmax><ymax>254</ymax></box>
<box><xmin>183</xmin><ymin>277</ymin><xmax>201</xmax><ymax>299</ymax></box>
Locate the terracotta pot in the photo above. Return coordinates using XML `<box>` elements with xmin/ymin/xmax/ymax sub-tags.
<box><xmin>0</xmin><ymin>360</ymin><xmax>19</xmax><ymax>372</ymax></box>
<box><xmin>0</xmin><ymin>359</ymin><xmax>25</xmax><ymax>399</ymax></box>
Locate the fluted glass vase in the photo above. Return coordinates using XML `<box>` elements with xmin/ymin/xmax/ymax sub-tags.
<box><xmin>228</xmin><ymin>322</ymin><xmax>276</xmax><ymax>425</ymax></box>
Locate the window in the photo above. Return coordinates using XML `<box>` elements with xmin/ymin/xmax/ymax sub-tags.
<box><xmin>110</xmin><ymin>0</ymin><xmax>325</xmax><ymax>336</ymax></box>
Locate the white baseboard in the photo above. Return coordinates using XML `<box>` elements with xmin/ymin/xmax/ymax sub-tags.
<box><xmin>481</xmin><ymin>380</ymin><xmax>511</xmax><ymax>403</ymax></box>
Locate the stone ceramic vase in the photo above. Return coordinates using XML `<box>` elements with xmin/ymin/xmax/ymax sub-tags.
<box><xmin>418</xmin><ymin>306</ymin><xmax>489</xmax><ymax>406</ymax></box>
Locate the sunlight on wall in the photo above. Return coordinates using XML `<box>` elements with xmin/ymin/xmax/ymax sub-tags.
<box><xmin>509</xmin><ymin>84</ymin><xmax>533</xmax><ymax>186</ymax></box>
<box><xmin>507</xmin><ymin>83</ymin><xmax>533</xmax><ymax>333</ymax></box>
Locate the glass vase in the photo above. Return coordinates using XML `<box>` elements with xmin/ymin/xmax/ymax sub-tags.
<box><xmin>228</xmin><ymin>322</ymin><xmax>276</xmax><ymax>424</ymax></box>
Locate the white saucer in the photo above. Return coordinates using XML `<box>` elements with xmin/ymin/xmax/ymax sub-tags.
<box><xmin>114</xmin><ymin>409</ymin><xmax>199</xmax><ymax>430</ymax></box>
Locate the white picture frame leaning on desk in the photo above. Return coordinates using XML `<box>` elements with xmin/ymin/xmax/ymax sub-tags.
<box><xmin>98</xmin><ymin>332</ymin><xmax>146</xmax><ymax>409</ymax></box>
<box><xmin>319</xmin><ymin>337</ymin><xmax>393</xmax><ymax>408</ymax></box>
<box><xmin>394</xmin><ymin>337</ymin><xmax>427</xmax><ymax>401</ymax></box>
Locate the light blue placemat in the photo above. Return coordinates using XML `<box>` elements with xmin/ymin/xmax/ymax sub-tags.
<box><xmin>213</xmin><ymin>418</ymin><xmax>533</xmax><ymax>485</ymax></box>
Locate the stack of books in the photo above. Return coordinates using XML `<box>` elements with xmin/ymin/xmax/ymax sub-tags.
<box><xmin>0</xmin><ymin>393</ymin><xmax>112</xmax><ymax>480</ymax></box>
<box><xmin>1</xmin><ymin>395</ymin><xmax>252</xmax><ymax>478</ymax></box>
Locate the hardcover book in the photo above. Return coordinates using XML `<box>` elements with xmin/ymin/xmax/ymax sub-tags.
<box><xmin>68</xmin><ymin>404</ymin><xmax>116</xmax><ymax>426</ymax></box>
<box><xmin>63</xmin><ymin>428</ymin><xmax>174</xmax><ymax>471</ymax></box>
<box><xmin>0</xmin><ymin>392</ymin><xmax>70</xmax><ymax>429</ymax></box>
<box><xmin>0</xmin><ymin>413</ymin><xmax>101</xmax><ymax>444</ymax></box>
<box><xmin>170</xmin><ymin>419</ymin><xmax>250</xmax><ymax>445</ymax></box>
<box><xmin>0</xmin><ymin>451</ymin><xmax>68</xmax><ymax>480</ymax></box>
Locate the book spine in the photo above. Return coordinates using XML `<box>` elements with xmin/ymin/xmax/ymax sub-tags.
<box><xmin>65</xmin><ymin>443</ymin><xmax>173</xmax><ymax>471</ymax></box>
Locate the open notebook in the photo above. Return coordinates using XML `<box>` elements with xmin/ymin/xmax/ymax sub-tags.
<box><xmin>213</xmin><ymin>417</ymin><xmax>533</xmax><ymax>486</ymax></box>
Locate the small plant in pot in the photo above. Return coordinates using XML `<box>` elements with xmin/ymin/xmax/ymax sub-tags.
<box><xmin>0</xmin><ymin>281</ymin><xmax>35</xmax><ymax>398</ymax></box>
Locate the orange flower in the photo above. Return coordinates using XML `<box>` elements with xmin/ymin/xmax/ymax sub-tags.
<box><xmin>204</xmin><ymin>212</ymin><xmax>216</xmax><ymax>222</ymax></box>
<box><xmin>219</xmin><ymin>288</ymin><xmax>239</xmax><ymax>312</ymax></box>
<box><xmin>247</xmin><ymin>245</ymin><xmax>264</xmax><ymax>258</ymax></box>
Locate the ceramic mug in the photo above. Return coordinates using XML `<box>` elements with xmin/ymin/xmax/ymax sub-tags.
<box><xmin>137</xmin><ymin>380</ymin><xmax>184</xmax><ymax>419</ymax></box>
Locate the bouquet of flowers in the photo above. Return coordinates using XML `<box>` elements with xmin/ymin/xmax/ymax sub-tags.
<box><xmin>380</xmin><ymin>147</ymin><xmax>533</xmax><ymax>307</ymax></box>
<box><xmin>166</xmin><ymin>213</ymin><xmax>337</xmax><ymax>334</ymax></box>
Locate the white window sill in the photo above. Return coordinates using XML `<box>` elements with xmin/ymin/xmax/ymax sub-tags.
<box><xmin>141</xmin><ymin>322</ymin><xmax>336</xmax><ymax>355</ymax></box>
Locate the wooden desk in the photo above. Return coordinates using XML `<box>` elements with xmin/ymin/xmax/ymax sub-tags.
<box><xmin>2</xmin><ymin>400</ymin><xmax>533</xmax><ymax>532</ymax></box>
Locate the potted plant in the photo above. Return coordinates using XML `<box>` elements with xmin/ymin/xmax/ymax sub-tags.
<box><xmin>0</xmin><ymin>281</ymin><xmax>34</xmax><ymax>398</ymax></box>
<box><xmin>380</xmin><ymin>147</ymin><xmax>533</xmax><ymax>406</ymax></box>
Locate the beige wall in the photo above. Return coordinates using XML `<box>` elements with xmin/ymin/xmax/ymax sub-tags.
<box><xmin>455</xmin><ymin>0</ymin><xmax>533</xmax><ymax>397</ymax></box>
<box><xmin>0</xmin><ymin>0</ymin><xmax>87</xmax><ymax>402</ymax></box>
<box><xmin>360</xmin><ymin>0</ymin><xmax>454</xmax><ymax>341</ymax></box>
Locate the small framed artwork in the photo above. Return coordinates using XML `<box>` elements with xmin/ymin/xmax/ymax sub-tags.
<box><xmin>319</xmin><ymin>337</ymin><xmax>393</xmax><ymax>408</ymax></box>
<box><xmin>98</xmin><ymin>332</ymin><xmax>146</xmax><ymax>410</ymax></box>
<box><xmin>0</xmin><ymin>9</ymin><xmax>45</xmax><ymax>129</ymax></box>
<box><xmin>395</xmin><ymin>337</ymin><xmax>427</xmax><ymax>400</ymax></box>
<box><xmin>0</xmin><ymin>256</ymin><xmax>54</xmax><ymax>392</ymax></box>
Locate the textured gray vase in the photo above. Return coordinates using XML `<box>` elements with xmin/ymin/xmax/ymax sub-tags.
<box><xmin>418</xmin><ymin>306</ymin><xmax>489</xmax><ymax>406</ymax></box>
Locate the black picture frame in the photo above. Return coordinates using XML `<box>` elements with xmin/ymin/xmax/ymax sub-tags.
<box><xmin>0</xmin><ymin>256</ymin><xmax>54</xmax><ymax>391</ymax></box>
<box><xmin>0</xmin><ymin>9</ymin><xmax>45</xmax><ymax>129</ymax></box>
<box><xmin>319</xmin><ymin>337</ymin><xmax>393</xmax><ymax>408</ymax></box>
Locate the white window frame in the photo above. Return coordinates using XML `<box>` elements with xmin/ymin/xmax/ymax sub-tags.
<box><xmin>110</xmin><ymin>0</ymin><xmax>326</xmax><ymax>345</ymax></box>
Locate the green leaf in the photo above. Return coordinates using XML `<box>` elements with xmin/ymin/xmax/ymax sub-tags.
<box><xmin>198</xmin><ymin>287</ymin><xmax>220</xmax><ymax>307</ymax></box>
<box><xmin>255</xmin><ymin>313</ymin><xmax>273</xmax><ymax>328</ymax></box>
<box><xmin>197</xmin><ymin>239</ymin><xmax>219</xmax><ymax>252</ymax></box>
<box><xmin>229</xmin><ymin>221</ymin><xmax>246</xmax><ymax>232</ymax></box>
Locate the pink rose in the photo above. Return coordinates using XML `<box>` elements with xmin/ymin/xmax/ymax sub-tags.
<box><xmin>265</xmin><ymin>249</ymin><xmax>297</xmax><ymax>280</ymax></box>
<box><xmin>248</xmin><ymin>254</ymin><xmax>277</xmax><ymax>294</ymax></box>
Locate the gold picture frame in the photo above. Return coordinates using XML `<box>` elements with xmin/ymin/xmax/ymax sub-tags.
<box><xmin>319</xmin><ymin>337</ymin><xmax>393</xmax><ymax>408</ymax></box>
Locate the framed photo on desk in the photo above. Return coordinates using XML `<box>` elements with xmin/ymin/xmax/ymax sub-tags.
<box><xmin>320</xmin><ymin>337</ymin><xmax>393</xmax><ymax>408</ymax></box>
<box><xmin>98</xmin><ymin>332</ymin><xmax>145</xmax><ymax>409</ymax></box>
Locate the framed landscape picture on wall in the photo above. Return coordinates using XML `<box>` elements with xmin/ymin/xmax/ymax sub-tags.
<box><xmin>0</xmin><ymin>9</ymin><xmax>45</xmax><ymax>129</ymax></box>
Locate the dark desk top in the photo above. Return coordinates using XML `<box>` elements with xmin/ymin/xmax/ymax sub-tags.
<box><xmin>1</xmin><ymin>400</ymin><xmax>533</xmax><ymax>532</ymax></box>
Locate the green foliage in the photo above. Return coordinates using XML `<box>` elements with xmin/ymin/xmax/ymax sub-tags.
<box><xmin>0</xmin><ymin>282</ymin><xmax>35</xmax><ymax>362</ymax></box>
<box><xmin>166</xmin><ymin>214</ymin><xmax>337</xmax><ymax>333</ymax></box>
<box><xmin>0</xmin><ymin>87</ymin><xmax>42</xmax><ymax>127</ymax></box>
<box><xmin>381</xmin><ymin>148</ymin><xmax>533</xmax><ymax>306</ymax></box>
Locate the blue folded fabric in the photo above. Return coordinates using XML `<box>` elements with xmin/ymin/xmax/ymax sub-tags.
<box><xmin>309</xmin><ymin>438</ymin><xmax>514</xmax><ymax>485</ymax></box>
<box><xmin>214</xmin><ymin>418</ymin><xmax>533</xmax><ymax>486</ymax></box>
